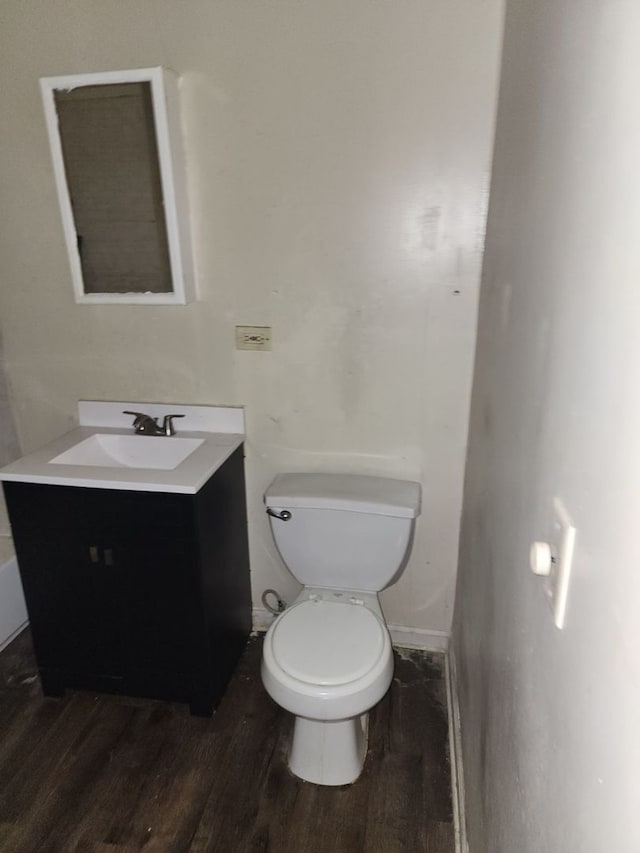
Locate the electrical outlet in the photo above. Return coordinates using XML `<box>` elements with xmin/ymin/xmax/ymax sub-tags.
<box><xmin>235</xmin><ymin>326</ymin><xmax>272</xmax><ymax>351</ymax></box>
<box><xmin>539</xmin><ymin>498</ymin><xmax>577</xmax><ymax>629</ymax></box>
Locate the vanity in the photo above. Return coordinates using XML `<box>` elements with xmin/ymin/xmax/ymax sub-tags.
<box><xmin>0</xmin><ymin>402</ymin><xmax>251</xmax><ymax>716</ymax></box>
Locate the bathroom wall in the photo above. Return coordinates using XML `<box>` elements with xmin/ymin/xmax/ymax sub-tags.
<box><xmin>0</xmin><ymin>331</ymin><xmax>27</xmax><ymax>648</ymax></box>
<box><xmin>0</xmin><ymin>330</ymin><xmax>20</xmax><ymax>562</ymax></box>
<box><xmin>453</xmin><ymin>0</ymin><xmax>640</xmax><ymax>850</ymax></box>
<box><xmin>0</xmin><ymin>0</ymin><xmax>504</xmax><ymax>635</ymax></box>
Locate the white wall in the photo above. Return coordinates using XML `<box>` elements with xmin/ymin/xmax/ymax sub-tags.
<box><xmin>453</xmin><ymin>0</ymin><xmax>640</xmax><ymax>850</ymax></box>
<box><xmin>0</xmin><ymin>1</ymin><xmax>503</xmax><ymax>634</ymax></box>
<box><xmin>0</xmin><ymin>330</ymin><xmax>20</xmax><ymax>551</ymax></box>
<box><xmin>0</xmin><ymin>332</ymin><xmax>26</xmax><ymax>647</ymax></box>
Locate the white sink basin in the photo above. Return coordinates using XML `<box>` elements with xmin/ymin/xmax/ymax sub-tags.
<box><xmin>49</xmin><ymin>434</ymin><xmax>204</xmax><ymax>470</ymax></box>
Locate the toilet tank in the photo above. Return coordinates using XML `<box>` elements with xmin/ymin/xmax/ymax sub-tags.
<box><xmin>264</xmin><ymin>473</ymin><xmax>421</xmax><ymax>591</ymax></box>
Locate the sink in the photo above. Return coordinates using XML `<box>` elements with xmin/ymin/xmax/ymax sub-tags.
<box><xmin>49</xmin><ymin>434</ymin><xmax>204</xmax><ymax>470</ymax></box>
<box><xmin>0</xmin><ymin>402</ymin><xmax>245</xmax><ymax>494</ymax></box>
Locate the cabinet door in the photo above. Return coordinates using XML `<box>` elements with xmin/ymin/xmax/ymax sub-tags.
<box><xmin>121</xmin><ymin>491</ymin><xmax>202</xmax><ymax>682</ymax></box>
<box><xmin>4</xmin><ymin>483</ymin><xmax>126</xmax><ymax>679</ymax></box>
<box><xmin>4</xmin><ymin>481</ymin><xmax>213</xmax><ymax>708</ymax></box>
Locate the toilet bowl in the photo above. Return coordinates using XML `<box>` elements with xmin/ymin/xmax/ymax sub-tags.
<box><xmin>260</xmin><ymin>473</ymin><xmax>421</xmax><ymax>786</ymax></box>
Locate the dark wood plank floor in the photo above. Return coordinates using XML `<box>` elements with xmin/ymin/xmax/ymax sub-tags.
<box><xmin>0</xmin><ymin>630</ymin><xmax>454</xmax><ymax>853</ymax></box>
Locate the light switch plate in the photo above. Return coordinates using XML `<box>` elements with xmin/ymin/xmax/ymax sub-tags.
<box><xmin>235</xmin><ymin>326</ymin><xmax>272</xmax><ymax>351</ymax></box>
<box><xmin>543</xmin><ymin>497</ymin><xmax>577</xmax><ymax>629</ymax></box>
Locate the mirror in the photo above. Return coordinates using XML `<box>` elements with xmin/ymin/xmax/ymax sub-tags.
<box><xmin>40</xmin><ymin>68</ymin><xmax>194</xmax><ymax>305</ymax></box>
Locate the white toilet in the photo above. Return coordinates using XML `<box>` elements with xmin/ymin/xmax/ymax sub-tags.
<box><xmin>260</xmin><ymin>472</ymin><xmax>421</xmax><ymax>786</ymax></box>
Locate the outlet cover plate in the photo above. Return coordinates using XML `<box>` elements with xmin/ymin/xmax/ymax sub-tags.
<box><xmin>235</xmin><ymin>326</ymin><xmax>272</xmax><ymax>351</ymax></box>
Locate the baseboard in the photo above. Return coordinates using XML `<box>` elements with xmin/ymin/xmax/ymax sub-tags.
<box><xmin>0</xmin><ymin>556</ymin><xmax>28</xmax><ymax>652</ymax></box>
<box><xmin>253</xmin><ymin>607</ymin><xmax>450</xmax><ymax>653</ymax></box>
<box><xmin>446</xmin><ymin>641</ymin><xmax>468</xmax><ymax>853</ymax></box>
<box><xmin>388</xmin><ymin>624</ymin><xmax>449</xmax><ymax>653</ymax></box>
<box><xmin>252</xmin><ymin>606</ymin><xmax>277</xmax><ymax>633</ymax></box>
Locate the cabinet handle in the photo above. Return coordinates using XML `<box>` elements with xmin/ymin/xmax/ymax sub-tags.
<box><xmin>89</xmin><ymin>545</ymin><xmax>100</xmax><ymax>563</ymax></box>
<box><xmin>103</xmin><ymin>548</ymin><xmax>114</xmax><ymax>567</ymax></box>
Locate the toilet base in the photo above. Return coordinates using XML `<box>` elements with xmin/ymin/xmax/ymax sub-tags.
<box><xmin>289</xmin><ymin>713</ymin><xmax>369</xmax><ymax>786</ymax></box>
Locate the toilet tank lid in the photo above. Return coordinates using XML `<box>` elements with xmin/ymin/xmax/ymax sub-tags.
<box><xmin>264</xmin><ymin>473</ymin><xmax>421</xmax><ymax>518</ymax></box>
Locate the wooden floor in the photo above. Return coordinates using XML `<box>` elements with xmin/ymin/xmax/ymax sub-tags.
<box><xmin>0</xmin><ymin>630</ymin><xmax>454</xmax><ymax>853</ymax></box>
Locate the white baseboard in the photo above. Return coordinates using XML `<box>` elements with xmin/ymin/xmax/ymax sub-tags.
<box><xmin>0</xmin><ymin>556</ymin><xmax>28</xmax><ymax>652</ymax></box>
<box><xmin>446</xmin><ymin>642</ymin><xmax>468</xmax><ymax>853</ymax></box>
<box><xmin>252</xmin><ymin>607</ymin><xmax>450</xmax><ymax>653</ymax></box>
<box><xmin>388</xmin><ymin>624</ymin><xmax>449</xmax><ymax>653</ymax></box>
<box><xmin>252</xmin><ymin>606</ymin><xmax>277</xmax><ymax>633</ymax></box>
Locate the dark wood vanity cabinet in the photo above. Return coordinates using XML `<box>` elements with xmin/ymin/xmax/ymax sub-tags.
<box><xmin>2</xmin><ymin>446</ymin><xmax>251</xmax><ymax>716</ymax></box>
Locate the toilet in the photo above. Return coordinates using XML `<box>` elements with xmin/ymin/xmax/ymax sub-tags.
<box><xmin>260</xmin><ymin>472</ymin><xmax>421</xmax><ymax>786</ymax></box>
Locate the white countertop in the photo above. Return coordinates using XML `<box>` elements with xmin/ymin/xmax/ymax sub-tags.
<box><xmin>0</xmin><ymin>402</ymin><xmax>245</xmax><ymax>495</ymax></box>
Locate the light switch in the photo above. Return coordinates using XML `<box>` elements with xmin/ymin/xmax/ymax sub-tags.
<box><xmin>530</xmin><ymin>541</ymin><xmax>552</xmax><ymax>576</ymax></box>
<box><xmin>531</xmin><ymin>498</ymin><xmax>576</xmax><ymax>629</ymax></box>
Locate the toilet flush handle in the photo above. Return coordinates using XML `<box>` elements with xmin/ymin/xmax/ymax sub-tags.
<box><xmin>266</xmin><ymin>508</ymin><xmax>292</xmax><ymax>521</ymax></box>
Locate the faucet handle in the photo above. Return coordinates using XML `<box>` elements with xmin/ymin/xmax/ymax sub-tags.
<box><xmin>123</xmin><ymin>410</ymin><xmax>158</xmax><ymax>433</ymax></box>
<box><xmin>162</xmin><ymin>414</ymin><xmax>185</xmax><ymax>436</ymax></box>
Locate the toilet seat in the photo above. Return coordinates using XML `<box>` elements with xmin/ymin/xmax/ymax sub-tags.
<box><xmin>270</xmin><ymin>599</ymin><xmax>386</xmax><ymax>686</ymax></box>
<box><xmin>262</xmin><ymin>592</ymin><xmax>394</xmax><ymax>722</ymax></box>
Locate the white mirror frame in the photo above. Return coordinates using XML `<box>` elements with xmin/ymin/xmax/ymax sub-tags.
<box><xmin>40</xmin><ymin>67</ymin><xmax>195</xmax><ymax>305</ymax></box>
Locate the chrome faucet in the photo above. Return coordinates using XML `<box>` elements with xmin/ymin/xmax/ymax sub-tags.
<box><xmin>123</xmin><ymin>411</ymin><xmax>185</xmax><ymax>436</ymax></box>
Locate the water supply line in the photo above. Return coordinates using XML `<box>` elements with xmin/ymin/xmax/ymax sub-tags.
<box><xmin>261</xmin><ymin>588</ymin><xmax>286</xmax><ymax>615</ymax></box>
